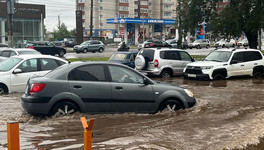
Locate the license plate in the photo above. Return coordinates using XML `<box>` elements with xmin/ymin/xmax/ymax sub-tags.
<box><xmin>188</xmin><ymin>74</ymin><xmax>197</xmax><ymax>78</ymax></box>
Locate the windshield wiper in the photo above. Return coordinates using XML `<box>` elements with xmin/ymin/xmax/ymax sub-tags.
<box><xmin>209</xmin><ymin>59</ymin><xmax>223</xmax><ymax>62</ymax></box>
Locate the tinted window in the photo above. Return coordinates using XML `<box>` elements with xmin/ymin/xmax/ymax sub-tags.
<box><xmin>231</xmin><ymin>52</ymin><xmax>244</xmax><ymax>63</ymax></box>
<box><xmin>179</xmin><ymin>51</ymin><xmax>192</xmax><ymax>61</ymax></box>
<box><xmin>0</xmin><ymin>57</ymin><xmax>22</xmax><ymax>71</ymax></box>
<box><xmin>244</xmin><ymin>51</ymin><xmax>262</xmax><ymax>62</ymax></box>
<box><xmin>1</xmin><ymin>51</ymin><xmax>10</xmax><ymax>57</ymax></box>
<box><xmin>109</xmin><ymin>65</ymin><xmax>144</xmax><ymax>84</ymax></box>
<box><xmin>17</xmin><ymin>59</ymin><xmax>38</xmax><ymax>72</ymax></box>
<box><xmin>68</xmin><ymin>65</ymin><xmax>106</xmax><ymax>81</ymax></box>
<box><xmin>160</xmin><ymin>51</ymin><xmax>180</xmax><ymax>60</ymax></box>
<box><xmin>139</xmin><ymin>49</ymin><xmax>154</xmax><ymax>61</ymax></box>
<box><xmin>10</xmin><ymin>51</ymin><xmax>16</xmax><ymax>56</ymax></box>
<box><xmin>40</xmin><ymin>58</ymin><xmax>59</xmax><ymax>71</ymax></box>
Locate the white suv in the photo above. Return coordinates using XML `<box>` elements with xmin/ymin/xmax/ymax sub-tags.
<box><xmin>215</xmin><ymin>39</ymin><xmax>236</xmax><ymax>48</ymax></box>
<box><xmin>135</xmin><ymin>48</ymin><xmax>194</xmax><ymax>78</ymax></box>
<box><xmin>184</xmin><ymin>48</ymin><xmax>264</xmax><ymax>80</ymax></box>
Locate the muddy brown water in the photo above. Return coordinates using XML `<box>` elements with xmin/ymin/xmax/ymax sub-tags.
<box><xmin>0</xmin><ymin>77</ymin><xmax>264</xmax><ymax>150</ymax></box>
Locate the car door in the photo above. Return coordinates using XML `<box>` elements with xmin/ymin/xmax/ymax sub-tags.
<box><xmin>108</xmin><ymin>65</ymin><xmax>154</xmax><ymax>113</ymax></box>
<box><xmin>10</xmin><ymin>58</ymin><xmax>39</xmax><ymax>92</ymax></box>
<box><xmin>46</xmin><ymin>42</ymin><xmax>57</xmax><ymax>55</ymax></box>
<box><xmin>227</xmin><ymin>52</ymin><xmax>246</xmax><ymax>77</ymax></box>
<box><xmin>88</xmin><ymin>41</ymin><xmax>96</xmax><ymax>51</ymax></box>
<box><xmin>179</xmin><ymin>51</ymin><xmax>193</xmax><ymax>73</ymax></box>
<box><xmin>243</xmin><ymin>51</ymin><xmax>263</xmax><ymax>75</ymax></box>
<box><xmin>68</xmin><ymin>64</ymin><xmax>111</xmax><ymax>113</ymax></box>
<box><xmin>161</xmin><ymin>51</ymin><xmax>182</xmax><ymax>74</ymax></box>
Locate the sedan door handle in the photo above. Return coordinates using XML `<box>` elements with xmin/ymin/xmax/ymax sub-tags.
<box><xmin>73</xmin><ymin>85</ymin><xmax>82</xmax><ymax>89</ymax></box>
<box><xmin>241</xmin><ymin>64</ymin><xmax>245</xmax><ymax>66</ymax></box>
<box><xmin>115</xmin><ymin>86</ymin><xmax>123</xmax><ymax>90</ymax></box>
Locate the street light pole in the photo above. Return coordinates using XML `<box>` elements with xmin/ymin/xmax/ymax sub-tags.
<box><xmin>89</xmin><ymin>0</ymin><xmax>93</xmax><ymax>39</ymax></box>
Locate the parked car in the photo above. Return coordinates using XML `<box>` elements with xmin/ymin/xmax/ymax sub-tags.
<box><xmin>237</xmin><ymin>39</ymin><xmax>249</xmax><ymax>47</ymax></box>
<box><xmin>21</xmin><ymin>62</ymin><xmax>196</xmax><ymax>116</ymax></box>
<box><xmin>215</xmin><ymin>39</ymin><xmax>236</xmax><ymax>48</ymax></box>
<box><xmin>53</xmin><ymin>41</ymin><xmax>65</xmax><ymax>47</ymax></box>
<box><xmin>29</xmin><ymin>41</ymin><xmax>66</xmax><ymax>57</ymax></box>
<box><xmin>109</xmin><ymin>51</ymin><xmax>138</xmax><ymax>68</ymax></box>
<box><xmin>73</xmin><ymin>40</ymin><xmax>104</xmax><ymax>53</ymax></box>
<box><xmin>184</xmin><ymin>48</ymin><xmax>264</xmax><ymax>80</ymax></box>
<box><xmin>0</xmin><ymin>55</ymin><xmax>68</xmax><ymax>94</ymax></box>
<box><xmin>65</xmin><ymin>40</ymin><xmax>77</xmax><ymax>47</ymax></box>
<box><xmin>0</xmin><ymin>43</ymin><xmax>8</xmax><ymax>47</ymax></box>
<box><xmin>166</xmin><ymin>39</ymin><xmax>188</xmax><ymax>49</ymax></box>
<box><xmin>0</xmin><ymin>48</ymin><xmax>41</xmax><ymax>62</ymax></box>
<box><xmin>188</xmin><ymin>39</ymin><xmax>210</xmax><ymax>49</ymax></box>
<box><xmin>138</xmin><ymin>40</ymin><xmax>172</xmax><ymax>50</ymax></box>
<box><xmin>135</xmin><ymin>48</ymin><xmax>195</xmax><ymax>78</ymax></box>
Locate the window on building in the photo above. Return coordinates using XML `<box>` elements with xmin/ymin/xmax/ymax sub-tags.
<box><xmin>78</xmin><ymin>0</ymin><xmax>85</xmax><ymax>3</ymax></box>
<box><xmin>140</xmin><ymin>8</ymin><xmax>148</xmax><ymax>13</ymax></box>
<box><xmin>100</xmin><ymin>7</ymin><xmax>103</xmax><ymax>10</ymax></box>
<box><xmin>99</xmin><ymin>0</ymin><xmax>103</xmax><ymax>2</ymax></box>
<box><xmin>164</xmin><ymin>12</ymin><xmax>171</xmax><ymax>17</ymax></box>
<box><xmin>164</xmin><ymin>4</ymin><xmax>171</xmax><ymax>9</ymax></box>
<box><xmin>119</xmin><ymin>6</ymin><xmax>128</xmax><ymax>11</ymax></box>
<box><xmin>119</xmin><ymin>0</ymin><xmax>129</xmax><ymax>3</ymax></box>
<box><xmin>134</xmin><ymin>5</ymin><xmax>138</xmax><ymax>9</ymax></box>
<box><xmin>99</xmin><ymin>23</ymin><xmax>103</xmax><ymax>27</ymax></box>
<box><xmin>140</xmin><ymin>1</ymin><xmax>148</xmax><ymax>5</ymax></box>
<box><xmin>120</xmin><ymin>14</ymin><xmax>129</xmax><ymax>18</ymax></box>
<box><xmin>99</xmin><ymin>15</ymin><xmax>103</xmax><ymax>19</ymax></box>
<box><xmin>134</xmin><ymin>12</ymin><xmax>138</xmax><ymax>17</ymax></box>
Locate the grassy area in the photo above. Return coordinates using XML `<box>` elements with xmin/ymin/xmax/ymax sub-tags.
<box><xmin>67</xmin><ymin>55</ymin><xmax>207</xmax><ymax>62</ymax></box>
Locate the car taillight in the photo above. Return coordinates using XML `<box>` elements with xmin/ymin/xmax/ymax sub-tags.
<box><xmin>29</xmin><ymin>46</ymin><xmax>34</xmax><ymax>49</ymax></box>
<box><xmin>154</xmin><ymin>59</ymin><xmax>159</xmax><ymax>67</ymax></box>
<box><xmin>30</xmin><ymin>83</ymin><xmax>46</xmax><ymax>95</ymax></box>
<box><xmin>150</xmin><ymin>43</ymin><xmax>155</xmax><ymax>47</ymax></box>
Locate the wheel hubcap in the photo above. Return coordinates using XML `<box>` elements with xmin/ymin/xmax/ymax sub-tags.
<box><xmin>166</xmin><ymin>104</ymin><xmax>176</xmax><ymax>111</ymax></box>
<box><xmin>56</xmin><ymin>105</ymin><xmax>75</xmax><ymax>116</ymax></box>
<box><xmin>0</xmin><ymin>88</ymin><xmax>4</xmax><ymax>94</ymax></box>
<box><xmin>162</xmin><ymin>73</ymin><xmax>170</xmax><ymax>78</ymax></box>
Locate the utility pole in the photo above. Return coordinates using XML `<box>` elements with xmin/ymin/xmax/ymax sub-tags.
<box><xmin>58</xmin><ymin>14</ymin><xmax>61</xmax><ymax>29</ymax></box>
<box><xmin>89</xmin><ymin>0</ymin><xmax>93</xmax><ymax>39</ymax></box>
<box><xmin>7</xmin><ymin>0</ymin><xmax>14</xmax><ymax>48</ymax></box>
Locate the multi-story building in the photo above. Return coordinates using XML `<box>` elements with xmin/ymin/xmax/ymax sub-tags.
<box><xmin>76</xmin><ymin>0</ymin><xmax>177</xmax><ymax>42</ymax></box>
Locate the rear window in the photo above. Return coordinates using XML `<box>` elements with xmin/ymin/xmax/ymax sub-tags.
<box><xmin>138</xmin><ymin>49</ymin><xmax>155</xmax><ymax>61</ymax></box>
<box><xmin>244</xmin><ymin>51</ymin><xmax>262</xmax><ymax>62</ymax></box>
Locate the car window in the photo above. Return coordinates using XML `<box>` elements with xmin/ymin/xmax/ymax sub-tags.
<box><xmin>138</xmin><ymin>49</ymin><xmax>154</xmax><ymax>61</ymax></box>
<box><xmin>10</xmin><ymin>51</ymin><xmax>16</xmax><ymax>56</ymax></box>
<box><xmin>109</xmin><ymin>65</ymin><xmax>144</xmax><ymax>84</ymax></box>
<box><xmin>244</xmin><ymin>51</ymin><xmax>262</xmax><ymax>62</ymax></box>
<box><xmin>160</xmin><ymin>51</ymin><xmax>180</xmax><ymax>60</ymax></box>
<box><xmin>47</xmin><ymin>42</ymin><xmax>54</xmax><ymax>46</ymax></box>
<box><xmin>37</xmin><ymin>43</ymin><xmax>45</xmax><ymax>46</ymax></box>
<box><xmin>0</xmin><ymin>57</ymin><xmax>22</xmax><ymax>71</ymax></box>
<box><xmin>40</xmin><ymin>58</ymin><xmax>60</xmax><ymax>71</ymax></box>
<box><xmin>1</xmin><ymin>51</ymin><xmax>10</xmax><ymax>57</ymax></box>
<box><xmin>231</xmin><ymin>52</ymin><xmax>244</xmax><ymax>63</ymax></box>
<box><xmin>68</xmin><ymin>65</ymin><xmax>106</xmax><ymax>81</ymax></box>
<box><xmin>17</xmin><ymin>58</ymin><xmax>38</xmax><ymax>72</ymax></box>
<box><xmin>110</xmin><ymin>53</ymin><xmax>127</xmax><ymax>61</ymax></box>
<box><xmin>179</xmin><ymin>51</ymin><xmax>192</xmax><ymax>61</ymax></box>
<box><xmin>130</xmin><ymin>54</ymin><xmax>136</xmax><ymax>61</ymax></box>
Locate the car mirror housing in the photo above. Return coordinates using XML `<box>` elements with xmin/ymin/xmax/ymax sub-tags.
<box><xmin>143</xmin><ymin>77</ymin><xmax>149</xmax><ymax>85</ymax></box>
<box><xmin>13</xmin><ymin>68</ymin><xmax>22</xmax><ymax>74</ymax></box>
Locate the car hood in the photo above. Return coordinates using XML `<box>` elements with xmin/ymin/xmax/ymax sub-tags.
<box><xmin>186</xmin><ymin>61</ymin><xmax>226</xmax><ymax>67</ymax></box>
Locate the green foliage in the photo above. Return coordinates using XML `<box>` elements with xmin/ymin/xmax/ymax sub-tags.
<box><xmin>48</xmin><ymin>23</ymin><xmax>76</xmax><ymax>41</ymax></box>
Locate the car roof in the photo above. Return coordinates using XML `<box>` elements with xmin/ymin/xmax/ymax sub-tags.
<box><xmin>10</xmin><ymin>54</ymin><xmax>66</xmax><ymax>60</ymax></box>
<box><xmin>215</xmin><ymin>48</ymin><xmax>261</xmax><ymax>52</ymax></box>
<box><xmin>142</xmin><ymin>47</ymin><xmax>187</xmax><ymax>52</ymax></box>
<box><xmin>112</xmin><ymin>51</ymin><xmax>138</xmax><ymax>54</ymax></box>
<box><xmin>0</xmin><ymin>48</ymin><xmax>38</xmax><ymax>51</ymax></box>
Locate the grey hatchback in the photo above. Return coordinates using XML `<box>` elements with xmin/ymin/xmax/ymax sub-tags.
<box><xmin>21</xmin><ymin>62</ymin><xmax>196</xmax><ymax>116</ymax></box>
<box><xmin>73</xmin><ymin>40</ymin><xmax>104</xmax><ymax>53</ymax></box>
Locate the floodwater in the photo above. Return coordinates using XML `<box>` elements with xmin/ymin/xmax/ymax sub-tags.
<box><xmin>0</xmin><ymin>77</ymin><xmax>264</xmax><ymax>150</ymax></box>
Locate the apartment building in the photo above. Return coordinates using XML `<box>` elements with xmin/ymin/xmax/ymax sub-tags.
<box><xmin>76</xmin><ymin>0</ymin><xmax>177</xmax><ymax>40</ymax></box>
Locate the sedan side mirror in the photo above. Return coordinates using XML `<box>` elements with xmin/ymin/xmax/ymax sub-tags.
<box><xmin>13</xmin><ymin>68</ymin><xmax>22</xmax><ymax>74</ymax></box>
<box><xmin>143</xmin><ymin>78</ymin><xmax>149</xmax><ymax>85</ymax></box>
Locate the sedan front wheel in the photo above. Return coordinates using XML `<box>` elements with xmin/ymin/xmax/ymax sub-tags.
<box><xmin>160</xmin><ymin>100</ymin><xmax>182</xmax><ymax>112</ymax></box>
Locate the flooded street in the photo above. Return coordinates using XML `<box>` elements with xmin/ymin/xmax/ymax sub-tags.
<box><xmin>1</xmin><ymin>77</ymin><xmax>264</xmax><ymax>150</ymax></box>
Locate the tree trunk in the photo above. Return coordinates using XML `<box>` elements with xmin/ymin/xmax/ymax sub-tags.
<box><xmin>244</xmin><ymin>31</ymin><xmax>258</xmax><ymax>49</ymax></box>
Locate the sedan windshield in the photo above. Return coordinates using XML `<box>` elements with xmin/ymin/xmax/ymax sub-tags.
<box><xmin>204</xmin><ymin>51</ymin><xmax>232</xmax><ymax>62</ymax></box>
<box><xmin>0</xmin><ymin>57</ymin><xmax>22</xmax><ymax>71</ymax></box>
<box><xmin>109</xmin><ymin>54</ymin><xmax>127</xmax><ymax>61</ymax></box>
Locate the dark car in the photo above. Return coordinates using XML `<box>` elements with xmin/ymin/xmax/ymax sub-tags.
<box><xmin>21</xmin><ymin>62</ymin><xmax>196</xmax><ymax>116</ymax></box>
<box><xmin>138</xmin><ymin>40</ymin><xmax>172</xmax><ymax>50</ymax></box>
<box><xmin>0</xmin><ymin>43</ymin><xmax>8</xmax><ymax>47</ymax></box>
<box><xmin>29</xmin><ymin>41</ymin><xmax>66</xmax><ymax>57</ymax></box>
<box><xmin>109</xmin><ymin>51</ymin><xmax>138</xmax><ymax>68</ymax></box>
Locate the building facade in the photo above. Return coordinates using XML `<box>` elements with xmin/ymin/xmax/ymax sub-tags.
<box><xmin>0</xmin><ymin>1</ymin><xmax>45</xmax><ymax>47</ymax></box>
<box><xmin>76</xmin><ymin>0</ymin><xmax>177</xmax><ymax>41</ymax></box>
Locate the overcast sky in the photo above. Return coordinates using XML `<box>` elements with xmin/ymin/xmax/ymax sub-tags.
<box><xmin>19</xmin><ymin>0</ymin><xmax>76</xmax><ymax>32</ymax></box>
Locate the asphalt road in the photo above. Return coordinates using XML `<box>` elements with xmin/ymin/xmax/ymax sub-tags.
<box><xmin>64</xmin><ymin>47</ymin><xmax>215</xmax><ymax>59</ymax></box>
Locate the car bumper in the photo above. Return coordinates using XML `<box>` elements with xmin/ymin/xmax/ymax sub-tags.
<box><xmin>21</xmin><ymin>94</ymin><xmax>52</xmax><ymax>115</ymax></box>
<box><xmin>187</xmin><ymin>97</ymin><xmax>196</xmax><ymax>108</ymax></box>
<box><xmin>184</xmin><ymin>73</ymin><xmax>210</xmax><ymax>80</ymax></box>
<box><xmin>136</xmin><ymin>69</ymin><xmax>161</xmax><ymax>76</ymax></box>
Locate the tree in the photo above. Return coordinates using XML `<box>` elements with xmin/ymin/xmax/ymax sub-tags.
<box><xmin>210</xmin><ymin>0</ymin><xmax>264</xmax><ymax>49</ymax></box>
<box><xmin>53</xmin><ymin>23</ymin><xmax>70</xmax><ymax>41</ymax></box>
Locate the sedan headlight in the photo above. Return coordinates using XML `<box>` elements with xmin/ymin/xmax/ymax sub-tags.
<box><xmin>184</xmin><ymin>89</ymin><xmax>194</xmax><ymax>97</ymax></box>
<box><xmin>201</xmin><ymin>66</ymin><xmax>213</xmax><ymax>70</ymax></box>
